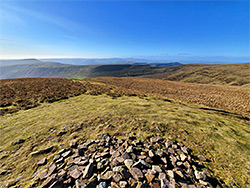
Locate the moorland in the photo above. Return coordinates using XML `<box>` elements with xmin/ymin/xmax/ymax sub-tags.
<box><xmin>0</xmin><ymin>61</ymin><xmax>250</xmax><ymax>188</ymax></box>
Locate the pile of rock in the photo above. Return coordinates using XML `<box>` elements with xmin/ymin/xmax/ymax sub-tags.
<box><xmin>31</xmin><ymin>134</ymin><xmax>222</xmax><ymax>188</ymax></box>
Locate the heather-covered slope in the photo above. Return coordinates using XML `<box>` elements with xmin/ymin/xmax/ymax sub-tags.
<box><xmin>141</xmin><ymin>63</ymin><xmax>250</xmax><ymax>87</ymax></box>
<box><xmin>88</xmin><ymin>77</ymin><xmax>250</xmax><ymax>117</ymax></box>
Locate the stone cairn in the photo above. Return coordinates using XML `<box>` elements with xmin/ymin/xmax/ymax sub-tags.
<box><xmin>32</xmin><ymin>133</ymin><xmax>222</xmax><ymax>188</ymax></box>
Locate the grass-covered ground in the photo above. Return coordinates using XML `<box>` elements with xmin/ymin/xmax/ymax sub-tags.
<box><xmin>0</xmin><ymin>93</ymin><xmax>249</xmax><ymax>187</ymax></box>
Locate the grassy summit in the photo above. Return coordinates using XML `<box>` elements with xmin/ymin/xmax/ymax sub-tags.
<box><xmin>0</xmin><ymin>81</ymin><xmax>250</xmax><ymax>187</ymax></box>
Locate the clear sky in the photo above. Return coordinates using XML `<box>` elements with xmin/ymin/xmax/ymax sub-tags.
<box><xmin>0</xmin><ymin>0</ymin><xmax>249</xmax><ymax>62</ymax></box>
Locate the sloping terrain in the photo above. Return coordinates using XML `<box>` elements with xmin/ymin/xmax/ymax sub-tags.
<box><xmin>140</xmin><ymin>63</ymin><xmax>250</xmax><ymax>87</ymax></box>
<box><xmin>88</xmin><ymin>77</ymin><xmax>250</xmax><ymax>118</ymax></box>
<box><xmin>0</xmin><ymin>63</ymin><xmax>167</xmax><ymax>79</ymax></box>
<box><xmin>0</xmin><ymin>78</ymin><xmax>144</xmax><ymax>116</ymax></box>
<box><xmin>0</xmin><ymin>90</ymin><xmax>249</xmax><ymax>187</ymax></box>
<box><xmin>0</xmin><ymin>59</ymin><xmax>43</xmax><ymax>66</ymax></box>
<box><xmin>0</xmin><ymin>78</ymin><xmax>250</xmax><ymax>187</ymax></box>
<box><xmin>0</xmin><ymin>78</ymin><xmax>87</xmax><ymax>115</ymax></box>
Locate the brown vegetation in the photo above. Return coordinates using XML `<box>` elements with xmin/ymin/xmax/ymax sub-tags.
<box><xmin>0</xmin><ymin>78</ymin><xmax>146</xmax><ymax>116</ymax></box>
<box><xmin>0</xmin><ymin>78</ymin><xmax>88</xmax><ymax>115</ymax></box>
<box><xmin>141</xmin><ymin>63</ymin><xmax>250</xmax><ymax>87</ymax></box>
<box><xmin>88</xmin><ymin>77</ymin><xmax>250</xmax><ymax>117</ymax></box>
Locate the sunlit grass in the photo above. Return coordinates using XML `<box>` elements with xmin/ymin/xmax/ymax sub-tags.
<box><xmin>0</xmin><ymin>94</ymin><xmax>249</xmax><ymax>187</ymax></box>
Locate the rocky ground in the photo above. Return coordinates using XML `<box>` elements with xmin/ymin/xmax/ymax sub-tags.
<box><xmin>9</xmin><ymin>133</ymin><xmax>225</xmax><ymax>188</ymax></box>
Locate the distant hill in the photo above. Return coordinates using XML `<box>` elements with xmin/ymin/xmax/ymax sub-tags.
<box><xmin>0</xmin><ymin>59</ymin><xmax>176</xmax><ymax>79</ymax></box>
<box><xmin>41</xmin><ymin>58</ymin><xmax>149</xmax><ymax>65</ymax></box>
<box><xmin>140</xmin><ymin>63</ymin><xmax>250</xmax><ymax>87</ymax></box>
<box><xmin>149</xmin><ymin>62</ymin><xmax>181</xmax><ymax>67</ymax></box>
<box><xmin>0</xmin><ymin>58</ymin><xmax>43</xmax><ymax>66</ymax></box>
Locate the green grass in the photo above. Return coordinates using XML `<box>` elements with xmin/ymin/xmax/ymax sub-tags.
<box><xmin>0</xmin><ymin>94</ymin><xmax>250</xmax><ymax>187</ymax></box>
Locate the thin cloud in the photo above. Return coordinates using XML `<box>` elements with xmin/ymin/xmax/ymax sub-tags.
<box><xmin>177</xmin><ymin>53</ymin><xmax>190</xmax><ymax>56</ymax></box>
<box><xmin>0</xmin><ymin>9</ymin><xmax>26</xmax><ymax>26</ymax></box>
<box><xmin>63</xmin><ymin>35</ymin><xmax>78</xmax><ymax>39</ymax></box>
<box><xmin>0</xmin><ymin>38</ymin><xmax>23</xmax><ymax>45</ymax></box>
<box><xmin>2</xmin><ymin>4</ymin><xmax>84</xmax><ymax>32</ymax></box>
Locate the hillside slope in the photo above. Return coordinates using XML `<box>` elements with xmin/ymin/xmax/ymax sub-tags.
<box><xmin>140</xmin><ymin>63</ymin><xmax>250</xmax><ymax>87</ymax></box>
<box><xmin>0</xmin><ymin>86</ymin><xmax>249</xmax><ymax>187</ymax></box>
<box><xmin>88</xmin><ymin>77</ymin><xmax>250</xmax><ymax>118</ymax></box>
<box><xmin>0</xmin><ymin>59</ymin><xmax>43</xmax><ymax>66</ymax></box>
<box><xmin>0</xmin><ymin>63</ymin><xmax>167</xmax><ymax>79</ymax></box>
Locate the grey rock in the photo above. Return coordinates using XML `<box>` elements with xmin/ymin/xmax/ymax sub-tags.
<box><xmin>55</xmin><ymin>157</ymin><xmax>64</xmax><ymax>164</ymax></box>
<box><xmin>113</xmin><ymin>166</ymin><xmax>123</xmax><ymax>172</ymax></box>
<box><xmin>14</xmin><ymin>175</ymin><xmax>23</xmax><ymax>183</ymax></box>
<box><xmin>132</xmin><ymin>159</ymin><xmax>151</xmax><ymax>169</ymax></box>
<box><xmin>148</xmin><ymin>150</ymin><xmax>154</xmax><ymax>158</ymax></box>
<box><xmin>46</xmin><ymin>163</ymin><xmax>56</xmax><ymax>177</ymax></box>
<box><xmin>168</xmin><ymin>148</ymin><xmax>175</xmax><ymax>154</ymax></box>
<box><xmin>112</xmin><ymin>151</ymin><xmax>121</xmax><ymax>158</ymax></box>
<box><xmin>58</xmin><ymin>149</ymin><xmax>65</xmax><ymax>155</ymax></box>
<box><xmin>177</xmin><ymin>161</ymin><xmax>183</xmax><ymax>166</ymax></box>
<box><xmin>194</xmin><ymin>171</ymin><xmax>207</xmax><ymax>180</ymax></box>
<box><xmin>75</xmin><ymin>179</ymin><xmax>86</xmax><ymax>188</ymax></box>
<box><xmin>113</xmin><ymin>173</ymin><xmax>123</xmax><ymax>182</ymax></box>
<box><xmin>111</xmin><ymin>158</ymin><xmax>121</xmax><ymax>167</ymax></box>
<box><xmin>69</xmin><ymin>167</ymin><xmax>82</xmax><ymax>179</ymax></box>
<box><xmin>126</xmin><ymin>146</ymin><xmax>134</xmax><ymax>153</ymax></box>
<box><xmin>38</xmin><ymin>169</ymin><xmax>48</xmax><ymax>180</ymax></box>
<box><xmin>180</xmin><ymin>153</ymin><xmax>187</xmax><ymax>161</ymax></box>
<box><xmin>101</xmin><ymin>171</ymin><xmax>114</xmax><ymax>180</ymax></box>
<box><xmin>183</xmin><ymin>161</ymin><xmax>191</xmax><ymax>169</ymax></box>
<box><xmin>181</xmin><ymin>146</ymin><xmax>189</xmax><ymax>154</ymax></box>
<box><xmin>198</xmin><ymin>155</ymin><xmax>207</xmax><ymax>162</ymax></box>
<box><xmin>167</xmin><ymin>170</ymin><xmax>174</xmax><ymax>179</ymax></box>
<box><xmin>31</xmin><ymin>146</ymin><xmax>54</xmax><ymax>156</ymax></box>
<box><xmin>62</xmin><ymin>150</ymin><xmax>72</xmax><ymax>158</ymax></box>
<box><xmin>158</xmin><ymin>173</ymin><xmax>166</xmax><ymax>180</ymax></box>
<box><xmin>155</xmin><ymin>149</ymin><xmax>163</xmax><ymax>157</ymax></box>
<box><xmin>57</xmin><ymin>169</ymin><xmax>66</xmax><ymax>177</ymax></box>
<box><xmin>150</xmin><ymin>136</ymin><xmax>163</xmax><ymax>143</ymax></box>
<box><xmin>37</xmin><ymin>158</ymin><xmax>47</xmax><ymax>166</ymax></box>
<box><xmin>152</xmin><ymin>165</ymin><xmax>162</xmax><ymax>173</ymax></box>
<box><xmin>161</xmin><ymin>178</ymin><xmax>175</xmax><ymax>188</ymax></box>
<box><xmin>82</xmin><ymin>160</ymin><xmax>94</xmax><ymax>179</ymax></box>
<box><xmin>122</xmin><ymin>152</ymin><xmax>130</xmax><ymax>160</ymax></box>
<box><xmin>97</xmin><ymin>161</ymin><xmax>104</xmax><ymax>170</ymax></box>
<box><xmin>53</xmin><ymin>155</ymin><xmax>61</xmax><ymax>162</ymax></box>
<box><xmin>129</xmin><ymin>167</ymin><xmax>144</xmax><ymax>180</ymax></box>
<box><xmin>124</xmin><ymin>159</ymin><xmax>134</xmax><ymax>169</ymax></box>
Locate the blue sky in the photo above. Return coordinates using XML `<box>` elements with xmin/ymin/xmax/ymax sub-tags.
<box><xmin>0</xmin><ymin>0</ymin><xmax>249</xmax><ymax>62</ymax></box>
